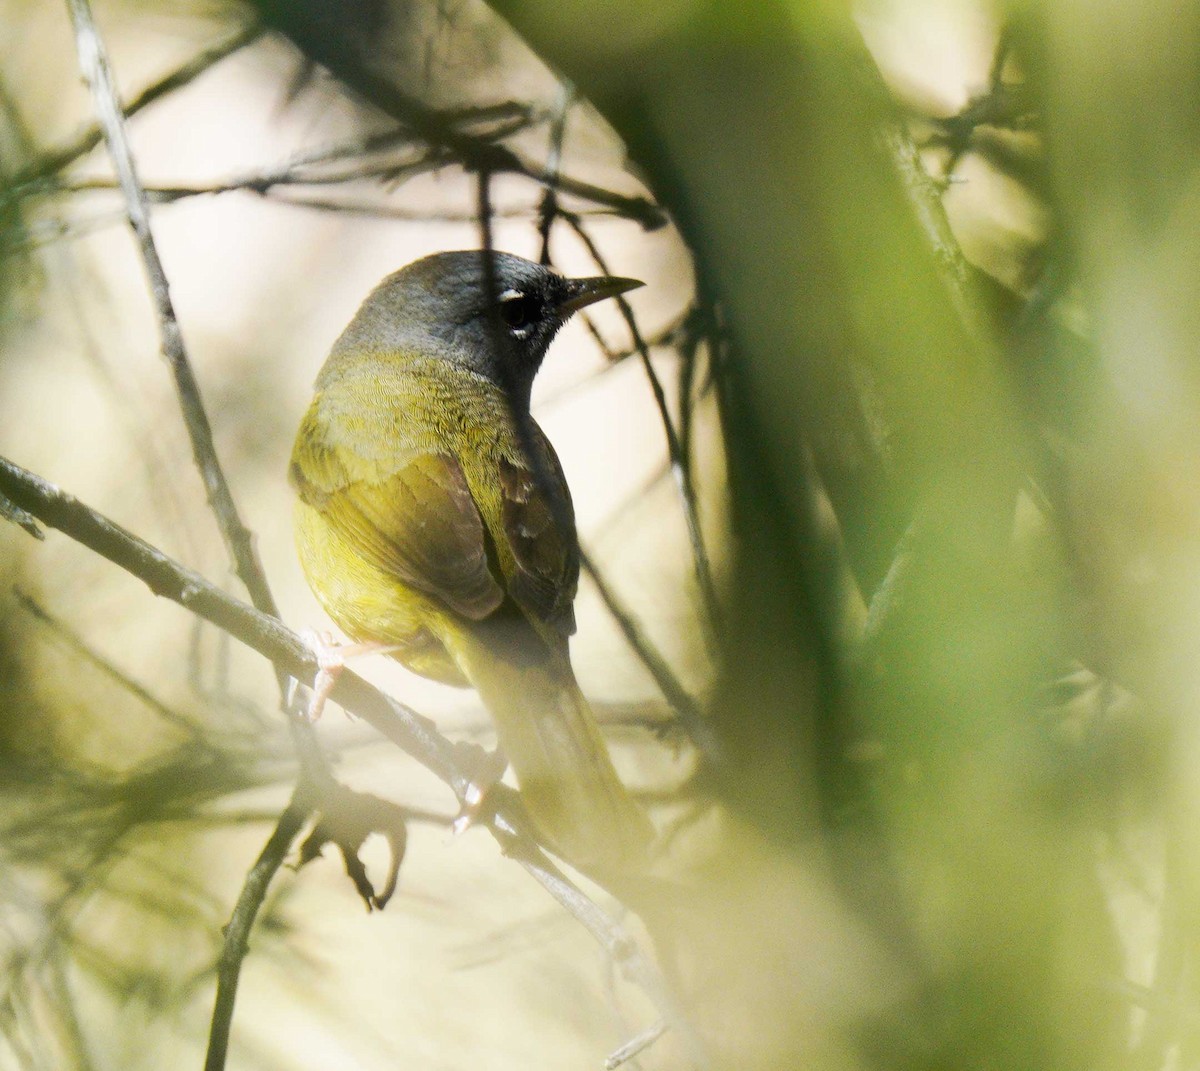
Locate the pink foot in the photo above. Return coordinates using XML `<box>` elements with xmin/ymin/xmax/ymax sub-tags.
<box><xmin>299</xmin><ymin>629</ymin><xmax>401</xmax><ymax>721</ymax></box>
<box><xmin>451</xmin><ymin>747</ymin><xmax>509</xmax><ymax>835</ymax></box>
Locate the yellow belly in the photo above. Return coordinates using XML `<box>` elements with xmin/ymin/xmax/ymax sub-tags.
<box><xmin>294</xmin><ymin>499</ymin><xmax>468</xmax><ymax>686</ymax></box>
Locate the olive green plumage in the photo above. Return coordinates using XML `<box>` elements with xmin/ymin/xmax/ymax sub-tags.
<box><xmin>290</xmin><ymin>251</ymin><xmax>651</xmax><ymax>870</ymax></box>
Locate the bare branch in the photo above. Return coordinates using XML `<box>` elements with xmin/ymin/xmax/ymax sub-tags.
<box><xmin>51</xmin><ymin>149</ymin><xmax>448</xmax><ymax>201</ymax></box>
<box><xmin>537</xmin><ymin>81</ymin><xmax>572</xmax><ymax>264</ymax></box>
<box><xmin>0</xmin><ymin>454</ymin><xmax>690</xmax><ymax>1048</ymax></box>
<box><xmin>251</xmin><ymin>8</ymin><xmax>666</xmax><ymax>229</ymax></box>
<box><xmin>580</xmin><ymin>549</ymin><xmax>717</xmax><ymax>759</ymax></box>
<box><xmin>14</xmin><ymin>14</ymin><xmax>332</xmax><ymax>1031</ymax></box>
<box><xmin>0</xmin><ymin>489</ymin><xmax>43</xmax><ymax>540</ymax></box>
<box><xmin>493</xmin><ymin>820</ymin><xmax>704</xmax><ymax>1066</ymax></box>
<box><xmin>12</xmin><ymin>23</ymin><xmax>263</xmax><ymax>192</ymax></box>
<box><xmin>562</xmin><ymin>212</ymin><xmax>722</xmax><ymax>635</ymax></box>
<box><xmin>605</xmin><ymin>1018</ymin><xmax>668</xmax><ymax>1070</ymax></box>
<box><xmin>62</xmin><ymin>0</ymin><xmax>329</xmax><ymax>805</ymax></box>
<box><xmin>538</xmin><ymin>307</ymin><xmax>693</xmax><ymax>411</ymax></box>
<box><xmin>64</xmin><ymin>0</ymin><xmax>279</xmax><ymax>626</ymax></box>
<box><xmin>204</xmin><ymin>788</ymin><xmax>313</xmax><ymax>1071</ymax></box>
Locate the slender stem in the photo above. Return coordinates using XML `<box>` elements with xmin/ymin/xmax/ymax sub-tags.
<box><xmin>0</xmin><ymin>454</ymin><xmax>687</xmax><ymax>1042</ymax></box>
<box><xmin>537</xmin><ymin>81</ymin><xmax>572</xmax><ymax>265</ymax></box>
<box><xmin>605</xmin><ymin>1018</ymin><xmax>668</xmax><ymax>1070</ymax></box>
<box><xmin>204</xmin><ymin>789</ymin><xmax>313</xmax><ymax>1071</ymax></box>
<box><xmin>63</xmin><ymin>0</ymin><xmax>279</xmax><ymax>624</ymax></box>
<box><xmin>62</xmin><ymin>0</ymin><xmax>327</xmax><ymax>783</ymax></box>
<box><xmin>562</xmin><ymin>213</ymin><xmax>722</xmax><ymax>635</ymax></box>
<box><xmin>580</xmin><ymin>550</ymin><xmax>717</xmax><ymax>759</ymax></box>
<box><xmin>12</xmin><ymin>24</ymin><xmax>263</xmax><ymax>192</ymax></box>
<box><xmin>493</xmin><ymin>815</ymin><xmax>704</xmax><ymax>1066</ymax></box>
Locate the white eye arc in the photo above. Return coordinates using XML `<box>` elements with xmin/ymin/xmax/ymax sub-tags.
<box><xmin>498</xmin><ymin>289</ymin><xmax>539</xmax><ymax>335</ymax></box>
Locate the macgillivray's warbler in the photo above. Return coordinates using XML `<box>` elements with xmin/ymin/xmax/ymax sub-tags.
<box><xmin>289</xmin><ymin>250</ymin><xmax>653</xmax><ymax>871</ymax></box>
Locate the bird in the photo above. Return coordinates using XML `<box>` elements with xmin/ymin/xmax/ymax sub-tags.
<box><xmin>289</xmin><ymin>250</ymin><xmax>653</xmax><ymax>871</ymax></box>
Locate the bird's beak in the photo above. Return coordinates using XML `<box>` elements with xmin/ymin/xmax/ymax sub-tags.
<box><xmin>557</xmin><ymin>275</ymin><xmax>644</xmax><ymax>316</ymax></box>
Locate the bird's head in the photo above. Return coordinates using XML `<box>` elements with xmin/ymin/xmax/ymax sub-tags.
<box><xmin>327</xmin><ymin>250</ymin><xmax>643</xmax><ymax>408</ymax></box>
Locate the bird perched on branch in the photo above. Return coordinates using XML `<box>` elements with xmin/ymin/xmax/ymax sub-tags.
<box><xmin>289</xmin><ymin>250</ymin><xmax>652</xmax><ymax>871</ymax></box>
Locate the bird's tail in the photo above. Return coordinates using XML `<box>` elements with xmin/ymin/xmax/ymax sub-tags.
<box><xmin>446</xmin><ymin>628</ymin><xmax>653</xmax><ymax>872</ymax></box>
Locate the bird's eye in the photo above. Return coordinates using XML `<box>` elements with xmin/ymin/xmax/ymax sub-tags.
<box><xmin>499</xmin><ymin>292</ymin><xmax>538</xmax><ymax>331</ymax></box>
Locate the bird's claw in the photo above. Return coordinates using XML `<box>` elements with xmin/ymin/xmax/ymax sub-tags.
<box><xmin>297</xmin><ymin>631</ymin><xmax>406</xmax><ymax>722</ymax></box>
<box><xmin>299</xmin><ymin>628</ymin><xmax>345</xmax><ymax>722</ymax></box>
<box><xmin>451</xmin><ymin>748</ymin><xmax>508</xmax><ymax>836</ymax></box>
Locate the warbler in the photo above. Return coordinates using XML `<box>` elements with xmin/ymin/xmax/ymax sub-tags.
<box><xmin>289</xmin><ymin>250</ymin><xmax>652</xmax><ymax>870</ymax></box>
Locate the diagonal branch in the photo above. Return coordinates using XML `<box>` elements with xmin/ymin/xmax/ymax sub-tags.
<box><xmin>64</xmin><ymin>0</ymin><xmax>279</xmax><ymax>624</ymax></box>
<box><xmin>0</xmin><ymin>453</ymin><xmax>694</xmax><ymax>1056</ymax></box>
<box><xmin>12</xmin><ymin>23</ymin><xmax>263</xmax><ymax>192</ymax></box>
<box><xmin>580</xmin><ymin>549</ymin><xmax>717</xmax><ymax>759</ymax></box>
<box><xmin>204</xmin><ymin>787</ymin><xmax>313</xmax><ymax>1071</ymax></box>
<box><xmin>561</xmin><ymin>212</ymin><xmax>722</xmax><ymax>636</ymax></box>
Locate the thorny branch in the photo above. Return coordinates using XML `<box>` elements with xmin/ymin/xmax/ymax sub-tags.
<box><xmin>0</xmin><ymin>453</ymin><xmax>699</xmax><ymax>1062</ymax></box>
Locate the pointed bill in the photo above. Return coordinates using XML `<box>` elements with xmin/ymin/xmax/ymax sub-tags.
<box><xmin>557</xmin><ymin>275</ymin><xmax>644</xmax><ymax>316</ymax></box>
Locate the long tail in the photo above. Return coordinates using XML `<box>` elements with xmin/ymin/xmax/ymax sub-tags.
<box><xmin>446</xmin><ymin>627</ymin><xmax>653</xmax><ymax>872</ymax></box>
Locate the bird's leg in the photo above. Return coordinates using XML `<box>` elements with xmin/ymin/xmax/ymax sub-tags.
<box><xmin>299</xmin><ymin>629</ymin><xmax>402</xmax><ymax>721</ymax></box>
<box><xmin>451</xmin><ymin>745</ymin><xmax>510</xmax><ymax>835</ymax></box>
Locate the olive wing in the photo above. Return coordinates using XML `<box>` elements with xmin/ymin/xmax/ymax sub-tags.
<box><xmin>497</xmin><ymin>430</ymin><xmax>580</xmax><ymax>639</ymax></box>
<box><xmin>291</xmin><ymin>408</ymin><xmax>504</xmax><ymax>621</ymax></box>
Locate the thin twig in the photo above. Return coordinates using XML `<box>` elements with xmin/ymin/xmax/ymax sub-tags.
<box><xmin>931</xmin><ymin>28</ymin><xmax>1024</xmax><ymax>181</ymax></box>
<box><xmin>23</xmin><ymin>184</ymin><xmax>622</xmax><ymax>247</ymax></box>
<box><xmin>63</xmin><ymin>0</ymin><xmax>326</xmax><ymax>783</ymax></box>
<box><xmin>580</xmin><ymin>549</ymin><xmax>717</xmax><ymax>759</ymax></box>
<box><xmin>250</xmin><ymin>9</ymin><xmax>666</xmax><ymax>229</ymax></box>
<box><xmin>562</xmin><ymin>212</ymin><xmax>722</xmax><ymax>636</ymax></box>
<box><xmin>204</xmin><ymin>788</ymin><xmax>313</xmax><ymax>1071</ymax></box>
<box><xmin>493</xmin><ymin>817</ymin><xmax>703</xmax><ymax>1065</ymax></box>
<box><xmin>538</xmin><ymin>308</ymin><xmax>692</xmax><ymax>411</ymax></box>
<box><xmin>676</xmin><ymin>310</ymin><xmax>706</xmax><ymax>484</ymax></box>
<box><xmin>11</xmin><ymin>23</ymin><xmax>263</xmax><ymax>192</ymax></box>
<box><xmin>60</xmin><ymin>17</ymin><xmax>334</xmax><ymax>1062</ymax></box>
<box><xmin>51</xmin><ymin>150</ymin><xmax>448</xmax><ymax>201</ymax></box>
<box><xmin>477</xmin><ymin>168</ymin><xmax>579</xmax><ymax>551</ymax></box>
<box><xmin>0</xmin><ymin>454</ymin><xmax>690</xmax><ymax>1048</ymax></box>
<box><xmin>605</xmin><ymin>1018</ymin><xmax>669</xmax><ymax>1070</ymax></box>
<box><xmin>12</xmin><ymin>587</ymin><xmax>208</xmax><ymax>740</ymax></box>
<box><xmin>0</xmin><ymin>490</ymin><xmax>43</xmax><ymax>540</ymax></box>
<box><xmin>537</xmin><ymin>81</ymin><xmax>572</xmax><ymax>265</ymax></box>
<box><xmin>64</xmin><ymin>0</ymin><xmax>279</xmax><ymax>625</ymax></box>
